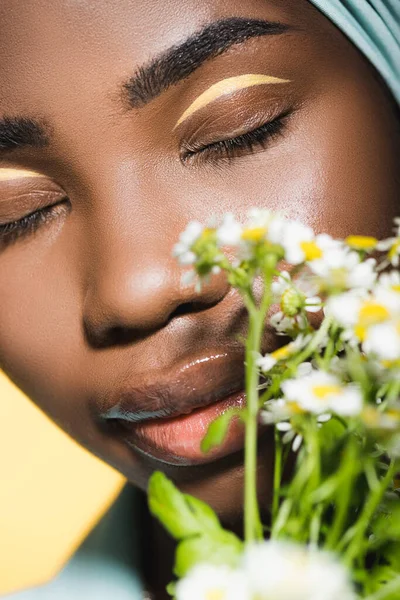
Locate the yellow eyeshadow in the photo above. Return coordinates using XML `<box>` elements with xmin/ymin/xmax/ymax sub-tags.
<box><xmin>174</xmin><ymin>74</ymin><xmax>290</xmax><ymax>129</ymax></box>
<box><xmin>0</xmin><ymin>168</ymin><xmax>45</xmax><ymax>181</ymax></box>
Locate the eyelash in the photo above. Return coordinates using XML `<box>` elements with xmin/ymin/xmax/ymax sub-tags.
<box><xmin>0</xmin><ymin>115</ymin><xmax>288</xmax><ymax>245</ymax></box>
<box><xmin>0</xmin><ymin>200</ymin><xmax>69</xmax><ymax>247</ymax></box>
<box><xmin>181</xmin><ymin>112</ymin><xmax>289</xmax><ymax>164</ymax></box>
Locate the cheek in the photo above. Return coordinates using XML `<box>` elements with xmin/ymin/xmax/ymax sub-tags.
<box><xmin>0</xmin><ymin>237</ymin><xmax>81</xmax><ymax>411</ymax></box>
<box><xmin>199</xmin><ymin>92</ymin><xmax>399</xmax><ymax>239</ymax></box>
<box><xmin>300</xmin><ymin>89</ymin><xmax>400</xmax><ymax>238</ymax></box>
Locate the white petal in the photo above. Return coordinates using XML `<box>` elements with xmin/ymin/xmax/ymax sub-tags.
<box><xmin>305</xmin><ymin>296</ymin><xmax>322</xmax><ymax>313</ymax></box>
<box><xmin>317</xmin><ymin>413</ymin><xmax>332</xmax><ymax>423</ymax></box>
<box><xmin>256</xmin><ymin>355</ymin><xmax>277</xmax><ymax>373</ymax></box>
<box><xmin>276</xmin><ymin>421</ymin><xmax>292</xmax><ymax>432</ymax></box>
<box><xmin>292</xmin><ymin>434</ymin><xmax>303</xmax><ymax>452</ymax></box>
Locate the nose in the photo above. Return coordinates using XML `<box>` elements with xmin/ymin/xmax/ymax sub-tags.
<box><xmin>82</xmin><ymin>211</ymin><xmax>229</xmax><ymax>349</ymax></box>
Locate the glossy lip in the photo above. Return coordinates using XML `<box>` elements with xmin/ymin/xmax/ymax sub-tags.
<box><xmin>98</xmin><ymin>350</ymin><xmax>255</xmax><ymax>466</ymax></box>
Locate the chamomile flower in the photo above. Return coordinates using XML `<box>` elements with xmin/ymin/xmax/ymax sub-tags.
<box><xmin>361</xmin><ymin>404</ymin><xmax>400</xmax><ymax>432</ymax></box>
<box><xmin>377</xmin><ymin>217</ymin><xmax>400</xmax><ymax>267</ymax></box>
<box><xmin>281</xmin><ymin>369</ymin><xmax>363</xmax><ymax>417</ymax></box>
<box><xmin>256</xmin><ymin>335</ymin><xmax>312</xmax><ymax>374</ymax></box>
<box><xmin>376</xmin><ymin>270</ymin><xmax>400</xmax><ymax>292</ymax></box>
<box><xmin>363</xmin><ymin>320</ymin><xmax>400</xmax><ymax>361</ymax></box>
<box><xmin>310</xmin><ymin>246</ymin><xmax>377</xmax><ymax>291</ymax></box>
<box><xmin>262</xmin><ymin>365</ymin><xmax>331</xmax><ymax>452</ymax></box>
<box><xmin>327</xmin><ymin>285</ymin><xmax>400</xmax><ymax>360</ymax></box>
<box><xmin>172</xmin><ymin>221</ymin><xmax>205</xmax><ymax>265</ymax></box>
<box><xmin>175</xmin><ymin>564</ymin><xmax>249</xmax><ymax>600</ymax></box>
<box><xmin>345</xmin><ymin>234</ymin><xmax>379</xmax><ymax>252</ymax></box>
<box><xmin>238</xmin><ymin>209</ymin><xmax>274</xmax><ymax>245</ymax></box>
<box><xmin>216</xmin><ymin>213</ymin><xmax>243</xmax><ymax>247</ymax></box>
<box><xmin>279</xmin><ymin>221</ymin><xmax>316</xmax><ymax>265</ymax></box>
<box><xmin>269</xmin><ymin>310</ymin><xmax>309</xmax><ymax>336</ymax></box>
<box><xmin>325</xmin><ymin>290</ymin><xmax>366</xmax><ymax>330</ymax></box>
<box><xmin>272</xmin><ymin>271</ymin><xmax>322</xmax><ymax>317</ymax></box>
<box><xmin>242</xmin><ymin>541</ymin><xmax>356</xmax><ymax>600</ymax></box>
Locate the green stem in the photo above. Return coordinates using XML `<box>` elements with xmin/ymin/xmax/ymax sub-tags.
<box><xmin>271</xmin><ymin>498</ymin><xmax>293</xmax><ymax>538</ymax></box>
<box><xmin>272</xmin><ymin>426</ymin><xmax>283</xmax><ymax>525</ymax></box>
<box><xmin>243</xmin><ymin>256</ymin><xmax>276</xmax><ymax>543</ymax></box>
<box><xmin>386</xmin><ymin>378</ymin><xmax>400</xmax><ymax>404</ymax></box>
<box><xmin>365</xmin><ymin>576</ymin><xmax>400</xmax><ymax>600</ymax></box>
<box><xmin>343</xmin><ymin>460</ymin><xmax>396</xmax><ymax>567</ymax></box>
<box><xmin>244</xmin><ymin>312</ymin><xmax>263</xmax><ymax>542</ymax></box>
<box><xmin>309</xmin><ymin>504</ymin><xmax>323</xmax><ymax>547</ymax></box>
<box><xmin>291</xmin><ymin>316</ymin><xmax>333</xmax><ymax>368</ymax></box>
<box><xmin>325</xmin><ymin>439</ymin><xmax>359</xmax><ymax>551</ymax></box>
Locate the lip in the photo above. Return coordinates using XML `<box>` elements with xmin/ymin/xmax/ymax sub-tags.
<box><xmin>98</xmin><ymin>350</ymin><xmax>260</xmax><ymax>466</ymax></box>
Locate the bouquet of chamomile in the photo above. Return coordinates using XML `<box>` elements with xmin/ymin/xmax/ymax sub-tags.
<box><xmin>148</xmin><ymin>209</ymin><xmax>400</xmax><ymax>600</ymax></box>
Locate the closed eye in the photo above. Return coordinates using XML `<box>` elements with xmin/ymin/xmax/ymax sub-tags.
<box><xmin>0</xmin><ymin>199</ymin><xmax>70</xmax><ymax>248</ymax></box>
<box><xmin>180</xmin><ymin>111</ymin><xmax>290</xmax><ymax>165</ymax></box>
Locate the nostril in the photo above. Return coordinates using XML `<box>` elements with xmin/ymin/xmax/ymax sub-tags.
<box><xmin>83</xmin><ymin>321</ymin><xmax>152</xmax><ymax>349</ymax></box>
<box><xmin>168</xmin><ymin>299</ymin><xmax>219</xmax><ymax>321</ymax></box>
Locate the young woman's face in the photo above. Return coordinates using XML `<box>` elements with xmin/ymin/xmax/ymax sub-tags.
<box><xmin>0</xmin><ymin>0</ymin><xmax>399</xmax><ymax>517</ymax></box>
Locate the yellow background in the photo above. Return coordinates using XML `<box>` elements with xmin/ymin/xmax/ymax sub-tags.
<box><xmin>0</xmin><ymin>372</ymin><xmax>125</xmax><ymax>595</ymax></box>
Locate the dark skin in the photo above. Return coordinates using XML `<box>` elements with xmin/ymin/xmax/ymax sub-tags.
<box><xmin>0</xmin><ymin>0</ymin><xmax>399</xmax><ymax>594</ymax></box>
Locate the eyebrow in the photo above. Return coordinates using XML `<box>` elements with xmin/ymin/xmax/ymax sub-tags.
<box><xmin>122</xmin><ymin>17</ymin><xmax>291</xmax><ymax>109</ymax></box>
<box><xmin>0</xmin><ymin>116</ymin><xmax>49</xmax><ymax>155</ymax></box>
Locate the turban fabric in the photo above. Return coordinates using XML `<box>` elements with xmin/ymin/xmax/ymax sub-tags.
<box><xmin>308</xmin><ymin>0</ymin><xmax>400</xmax><ymax>104</ymax></box>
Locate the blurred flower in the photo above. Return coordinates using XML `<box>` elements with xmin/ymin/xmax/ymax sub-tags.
<box><xmin>242</xmin><ymin>541</ymin><xmax>356</xmax><ymax>600</ymax></box>
<box><xmin>281</xmin><ymin>369</ymin><xmax>363</xmax><ymax>417</ymax></box>
<box><xmin>216</xmin><ymin>213</ymin><xmax>243</xmax><ymax>247</ymax></box>
<box><xmin>363</xmin><ymin>320</ymin><xmax>400</xmax><ymax>361</ymax></box>
<box><xmin>175</xmin><ymin>564</ymin><xmax>249</xmax><ymax>600</ymax></box>
<box><xmin>361</xmin><ymin>405</ymin><xmax>400</xmax><ymax>432</ymax></box>
<box><xmin>345</xmin><ymin>235</ymin><xmax>378</xmax><ymax>252</ymax></box>
<box><xmin>256</xmin><ymin>335</ymin><xmax>312</xmax><ymax>374</ymax></box>
<box><xmin>310</xmin><ymin>247</ymin><xmax>377</xmax><ymax>292</ymax></box>
<box><xmin>269</xmin><ymin>310</ymin><xmax>309</xmax><ymax>336</ymax></box>
<box><xmin>326</xmin><ymin>282</ymin><xmax>400</xmax><ymax>361</ymax></box>
<box><xmin>377</xmin><ymin>217</ymin><xmax>400</xmax><ymax>267</ymax></box>
<box><xmin>272</xmin><ymin>271</ymin><xmax>322</xmax><ymax>317</ymax></box>
<box><xmin>172</xmin><ymin>221</ymin><xmax>205</xmax><ymax>265</ymax></box>
<box><xmin>279</xmin><ymin>221</ymin><xmax>316</xmax><ymax>265</ymax></box>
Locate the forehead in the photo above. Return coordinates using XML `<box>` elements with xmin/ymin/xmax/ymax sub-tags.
<box><xmin>0</xmin><ymin>0</ymin><xmax>318</xmax><ymax>113</ymax></box>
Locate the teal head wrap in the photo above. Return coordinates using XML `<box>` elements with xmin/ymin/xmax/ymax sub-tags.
<box><xmin>308</xmin><ymin>0</ymin><xmax>400</xmax><ymax>104</ymax></box>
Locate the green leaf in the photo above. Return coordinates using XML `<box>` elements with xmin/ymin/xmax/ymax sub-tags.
<box><xmin>318</xmin><ymin>417</ymin><xmax>346</xmax><ymax>453</ymax></box>
<box><xmin>174</xmin><ymin>530</ymin><xmax>242</xmax><ymax>578</ymax></box>
<box><xmin>166</xmin><ymin>581</ymin><xmax>176</xmax><ymax>598</ymax></box>
<box><xmin>383</xmin><ymin>542</ymin><xmax>400</xmax><ymax>570</ymax></box>
<box><xmin>183</xmin><ymin>495</ymin><xmax>221</xmax><ymax>533</ymax></box>
<box><xmin>372</xmin><ymin>499</ymin><xmax>400</xmax><ymax>541</ymax></box>
<box><xmin>148</xmin><ymin>472</ymin><xmax>202</xmax><ymax>539</ymax></box>
<box><xmin>148</xmin><ymin>472</ymin><xmax>234</xmax><ymax>542</ymax></box>
<box><xmin>200</xmin><ymin>408</ymin><xmax>242</xmax><ymax>453</ymax></box>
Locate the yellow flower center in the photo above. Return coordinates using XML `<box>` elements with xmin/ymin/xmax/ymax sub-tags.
<box><xmin>201</xmin><ymin>228</ymin><xmax>216</xmax><ymax>240</ymax></box>
<box><xmin>300</xmin><ymin>240</ymin><xmax>323</xmax><ymax>261</ymax></box>
<box><xmin>345</xmin><ymin>235</ymin><xmax>378</xmax><ymax>250</ymax></box>
<box><xmin>241</xmin><ymin>227</ymin><xmax>267</xmax><ymax>242</ymax></box>
<box><xmin>272</xmin><ymin>343</ymin><xmax>293</xmax><ymax>361</ymax></box>
<box><xmin>358</xmin><ymin>302</ymin><xmax>390</xmax><ymax>327</ymax></box>
<box><xmin>386</xmin><ymin>409</ymin><xmax>400</xmax><ymax>421</ymax></box>
<box><xmin>391</xmin><ymin>285</ymin><xmax>400</xmax><ymax>293</ymax></box>
<box><xmin>312</xmin><ymin>384</ymin><xmax>342</xmax><ymax>400</ymax></box>
<box><xmin>354</xmin><ymin>325</ymin><xmax>367</xmax><ymax>342</ymax></box>
<box><xmin>362</xmin><ymin>407</ymin><xmax>380</xmax><ymax>427</ymax></box>
<box><xmin>388</xmin><ymin>240</ymin><xmax>400</xmax><ymax>261</ymax></box>
<box><xmin>287</xmin><ymin>401</ymin><xmax>305</xmax><ymax>415</ymax></box>
<box><xmin>206</xmin><ymin>590</ymin><xmax>225</xmax><ymax>600</ymax></box>
<box><xmin>354</xmin><ymin>302</ymin><xmax>392</xmax><ymax>341</ymax></box>
<box><xmin>381</xmin><ymin>358</ymin><xmax>400</xmax><ymax>369</ymax></box>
